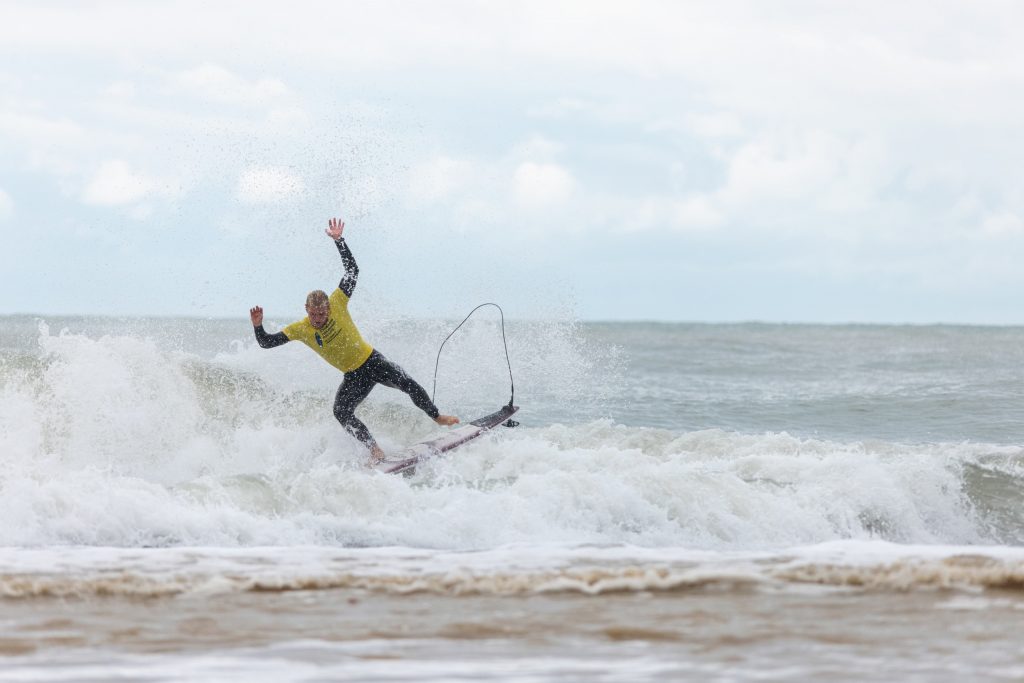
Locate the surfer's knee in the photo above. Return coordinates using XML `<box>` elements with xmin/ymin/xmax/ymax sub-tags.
<box><xmin>333</xmin><ymin>401</ymin><xmax>354</xmax><ymax>423</ymax></box>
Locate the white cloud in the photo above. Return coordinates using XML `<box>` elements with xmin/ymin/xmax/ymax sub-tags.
<box><xmin>683</xmin><ymin>112</ymin><xmax>745</xmax><ymax>139</ymax></box>
<box><xmin>3</xmin><ymin>4</ymin><xmax>1024</xmax><ymax>125</ymax></box>
<box><xmin>409</xmin><ymin>156</ymin><xmax>475</xmax><ymax>202</ymax></box>
<box><xmin>0</xmin><ymin>188</ymin><xmax>12</xmax><ymax>220</ymax></box>
<box><xmin>510</xmin><ymin>135</ymin><xmax>566</xmax><ymax>163</ymax></box>
<box><xmin>236</xmin><ymin>166</ymin><xmax>305</xmax><ymax>204</ymax></box>
<box><xmin>171</xmin><ymin>64</ymin><xmax>291</xmax><ymax>107</ymax></box>
<box><xmin>719</xmin><ymin>132</ymin><xmax>843</xmax><ymax>206</ymax></box>
<box><xmin>102</xmin><ymin>81</ymin><xmax>136</xmax><ymax>99</ymax></box>
<box><xmin>126</xmin><ymin>204</ymin><xmax>154</xmax><ymax>221</ymax></box>
<box><xmin>649</xmin><ymin>130</ymin><xmax>900</xmax><ymax>237</ymax></box>
<box><xmin>526</xmin><ymin>97</ymin><xmax>592</xmax><ymax>120</ymax></box>
<box><xmin>81</xmin><ymin>160</ymin><xmax>163</xmax><ymax>206</ymax></box>
<box><xmin>671</xmin><ymin>196</ymin><xmax>723</xmax><ymax>231</ymax></box>
<box><xmin>0</xmin><ymin>104</ymin><xmax>147</xmax><ymax>185</ymax></box>
<box><xmin>513</xmin><ymin>162</ymin><xmax>574</xmax><ymax>208</ymax></box>
<box><xmin>406</xmin><ymin>149</ymin><xmax>578</xmax><ymax>223</ymax></box>
<box><xmin>0</xmin><ymin>109</ymin><xmax>90</xmax><ymax>147</ymax></box>
<box><xmin>266</xmin><ymin>106</ymin><xmax>309</xmax><ymax>128</ymax></box>
<box><xmin>981</xmin><ymin>211</ymin><xmax>1024</xmax><ymax>237</ymax></box>
<box><xmin>526</xmin><ymin>98</ymin><xmax>644</xmax><ymax>127</ymax></box>
<box><xmin>604</xmin><ymin>194</ymin><xmax>722</xmax><ymax>234</ymax></box>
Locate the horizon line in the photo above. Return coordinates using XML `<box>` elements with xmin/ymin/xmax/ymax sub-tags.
<box><xmin>2</xmin><ymin>311</ymin><xmax>1022</xmax><ymax>329</ymax></box>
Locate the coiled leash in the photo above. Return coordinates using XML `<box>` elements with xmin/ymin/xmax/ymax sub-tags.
<box><xmin>431</xmin><ymin>303</ymin><xmax>519</xmax><ymax>428</ymax></box>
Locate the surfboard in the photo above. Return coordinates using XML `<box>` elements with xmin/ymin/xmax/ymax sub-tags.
<box><xmin>380</xmin><ymin>404</ymin><xmax>519</xmax><ymax>475</ymax></box>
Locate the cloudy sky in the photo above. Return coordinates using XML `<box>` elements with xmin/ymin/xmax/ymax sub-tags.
<box><xmin>2</xmin><ymin>1</ymin><xmax>1023</xmax><ymax>323</ymax></box>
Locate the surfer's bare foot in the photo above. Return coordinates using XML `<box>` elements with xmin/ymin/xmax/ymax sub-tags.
<box><xmin>435</xmin><ymin>414</ymin><xmax>459</xmax><ymax>426</ymax></box>
<box><xmin>368</xmin><ymin>444</ymin><xmax>386</xmax><ymax>466</ymax></box>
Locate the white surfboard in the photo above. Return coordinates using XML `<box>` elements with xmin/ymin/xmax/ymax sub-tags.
<box><xmin>379</xmin><ymin>404</ymin><xmax>519</xmax><ymax>475</ymax></box>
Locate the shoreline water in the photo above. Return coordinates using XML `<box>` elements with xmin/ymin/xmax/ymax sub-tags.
<box><xmin>3</xmin><ymin>557</ymin><xmax>1024</xmax><ymax>682</ymax></box>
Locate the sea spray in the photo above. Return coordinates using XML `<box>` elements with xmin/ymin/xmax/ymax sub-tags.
<box><xmin>1</xmin><ymin>317</ymin><xmax>1022</xmax><ymax>550</ymax></box>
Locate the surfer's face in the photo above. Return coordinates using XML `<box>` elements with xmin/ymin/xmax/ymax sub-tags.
<box><xmin>306</xmin><ymin>304</ymin><xmax>329</xmax><ymax>329</ymax></box>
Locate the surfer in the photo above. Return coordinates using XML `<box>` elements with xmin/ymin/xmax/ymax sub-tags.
<box><xmin>249</xmin><ymin>217</ymin><xmax>459</xmax><ymax>465</ymax></box>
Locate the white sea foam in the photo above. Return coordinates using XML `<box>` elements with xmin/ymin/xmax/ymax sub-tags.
<box><xmin>1</xmin><ymin>321</ymin><xmax>1022</xmax><ymax>551</ymax></box>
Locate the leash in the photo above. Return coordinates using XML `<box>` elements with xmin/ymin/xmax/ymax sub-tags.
<box><xmin>431</xmin><ymin>303</ymin><xmax>516</xmax><ymax>412</ymax></box>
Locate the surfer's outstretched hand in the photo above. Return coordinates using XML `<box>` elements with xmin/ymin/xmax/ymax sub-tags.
<box><xmin>249</xmin><ymin>306</ymin><xmax>264</xmax><ymax>327</ymax></box>
<box><xmin>435</xmin><ymin>415</ymin><xmax>460</xmax><ymax>426</ymax></box>
<box><xmin>326</xmin><ymin>217</ymin><xmax>345</xmax><ymax>241</ymax></box>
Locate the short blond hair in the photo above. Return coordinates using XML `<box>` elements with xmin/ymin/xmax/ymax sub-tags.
<box><xmin>305</xmin><ymin>290</ymin><xmax>329</xmax><ymax>309</ymax></box>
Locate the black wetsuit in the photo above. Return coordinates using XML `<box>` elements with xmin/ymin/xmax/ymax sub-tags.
<box><xmin>254</xmin><ymin>238</ymin><xmax>440</xmax><ymax>449</ymax></box>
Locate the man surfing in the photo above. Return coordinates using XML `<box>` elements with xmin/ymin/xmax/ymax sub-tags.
<box><xmin>249</xmin><ymin>217</ymin><xmax>459</xmax><ymax>465</ymax></box>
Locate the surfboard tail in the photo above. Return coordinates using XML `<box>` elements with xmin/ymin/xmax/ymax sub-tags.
<box><xmin>380</xmin><ymin>405</ymin><xmax>520</xmax><ymax>475</ymax></box>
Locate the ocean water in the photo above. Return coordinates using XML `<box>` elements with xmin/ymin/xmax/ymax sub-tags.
<box><xmin>1</xmin><ymin>315</ymin><xmax>1023</xmax><ymax>681</ymax></box>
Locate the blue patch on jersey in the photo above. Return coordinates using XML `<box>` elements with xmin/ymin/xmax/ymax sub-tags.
<box><xmin>315</xmin><ymin>332</ymin><xmax>323</xmax><ymax>348</ymax></box>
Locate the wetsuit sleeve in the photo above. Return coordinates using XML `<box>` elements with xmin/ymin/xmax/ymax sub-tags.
<box><xmin>336</xmin><ymin>237</ymin><xmax>359</xmax><ymax>298</ymax></box>
<box><xmin>254</xmin><ymin>325</ymin><xmax>289</xmax><ymax>348</ymax></box>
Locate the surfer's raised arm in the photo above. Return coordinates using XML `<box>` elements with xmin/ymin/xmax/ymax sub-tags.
<box><xmin>326</xmin><ymin>217</ymin><xmax>358</xmax><ymax>298</ymax></box>
<box><xmin>250</xmin><ymin>306</ymin><xmax>289</xmax><ymax>349</ymax></box>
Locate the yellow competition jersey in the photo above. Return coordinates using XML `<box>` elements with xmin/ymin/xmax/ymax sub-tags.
<box><xmin>282</xmin><ymin>288</ymin><xmax>374</xmax><ymax>373</ymax></box>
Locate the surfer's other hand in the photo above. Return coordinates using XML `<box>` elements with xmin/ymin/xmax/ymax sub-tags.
<box><xmin>435</xmin><ymin>415</ymin><xmax>459</xmax><ymax>426</ymax></box>
<box><xmin>249</xmin><ymin>306</ymin><xmax>264</xmax><ymax>327</ymax></box>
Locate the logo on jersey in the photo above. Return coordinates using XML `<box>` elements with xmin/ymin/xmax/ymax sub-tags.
<box><xmin>315</xmin><ymin>332</ymin><xmax>323</xmax><ymax>348</ymax></box>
